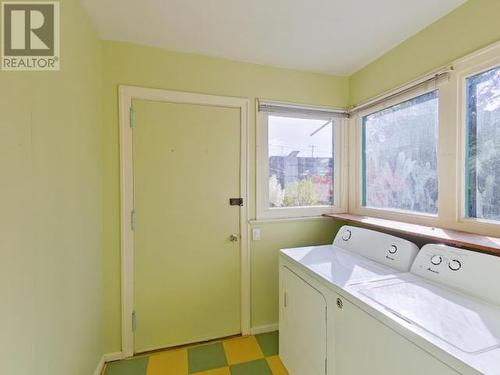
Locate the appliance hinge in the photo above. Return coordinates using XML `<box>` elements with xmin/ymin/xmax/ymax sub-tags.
<box><xmin>130</xmin><ymin>107</ymin><xmax>136</xmax><ymax>128</ymax></box>
<box><xmin>132</xmin><ymin>310</ymin><xmax>137</xmax><ymax>332</ymax></box>
<box><xmin>131</xmin><ymin>209</ymin><xmax>136</xmax><ymax>231</ymax></box>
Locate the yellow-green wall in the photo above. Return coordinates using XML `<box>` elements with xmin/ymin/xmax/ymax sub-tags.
<box><xmin>4</xmin><ymin>0</ymin><xmax>499</xmax><ymax>364</ymax></box>
<box><xmin>349</xmin><ymin>0</ymin><xmax>500</xmax><ymax>105</ymax></box>
<box><xmin>250</xmin><ymin>219</ymin><xmax>343</xmax><ymax>327</ymax></box>
<box><xmin>102</xmin><ymin>41</ymin><xmax>348</xmax><ymax>352</ymax></box>
<box><xmin>0</xmin><ymin>1</ymin><xmax>103</xmax><ymax>374</ymax></box>
<box><xmin>102</xmin><ymin>0</ymin><xmax>500</xmax><ymax>350</ymax></box>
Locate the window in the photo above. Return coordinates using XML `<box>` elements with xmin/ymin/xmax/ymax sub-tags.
<box><xmin>348</xmin><ymin>42</ymin><xmax>500</xmax><ymax>234</ymax></box>
<box><xmin>269</xmin><ymin>115</ymin><xmax>333</xmax><ymax>207</ymax></box>
<box><xmin>361</xmin><ymin>91</ymin><xmax>439</xmax><ymax>215</ymax></box>
<box><xmin>465</xmin><ymin>65</ymin><xmax>500</xmax><ymax>221</ymax></box>
<box><xmin>257</xmin><ymin>102</ymin><xmax>347</xmax><ymax>219</ymax></box>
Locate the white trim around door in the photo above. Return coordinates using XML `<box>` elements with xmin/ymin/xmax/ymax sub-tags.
<box><xmin>118</xmin><ymin>85</ymin><xmax>250</xmax><ymax>357</ymax></box>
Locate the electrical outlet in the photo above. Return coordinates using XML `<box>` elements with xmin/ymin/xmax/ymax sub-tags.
<box><xmin>252</xmin><ymin>228</ymin><xmax>261</xmax><ymax>241</ymax></box>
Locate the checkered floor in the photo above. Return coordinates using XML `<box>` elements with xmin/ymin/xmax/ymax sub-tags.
<box><xmin>104</xmin><ymin>332</ymin><xmax>288</xmax><ymax>375</ymax></box>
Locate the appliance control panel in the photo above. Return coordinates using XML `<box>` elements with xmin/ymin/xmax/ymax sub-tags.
<box><xmin>411</xmin><ymin>244</ymin><xmax>500</xmax><ymax>304</ymax></box>
<box><xmin>333</xmin><ymin>225</ymin><xmax>419</xmax><ymax>272</ymax></box>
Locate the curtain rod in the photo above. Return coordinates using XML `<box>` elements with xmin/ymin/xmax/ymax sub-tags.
<box><xmin>258</xmin><ymin>100</ymin><xmax>349</xmax><ymax>118</ymax></box>
<box><xmin>259</xmin><ymin>66</ymin><xmax>454</xmax><ymax>119</ymax></box>
<box><xmin>349</xmin><ymin>67</ymin><xmax>453</xmax><ymax>115</ymax></box>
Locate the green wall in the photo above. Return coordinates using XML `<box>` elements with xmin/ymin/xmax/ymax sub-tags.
<box><xmin>102</xmin><ymin>0</ymin><xmax>500</xmax><ymax>350</ymax></box>
<box><xmin>349</xmin><ymin>0</ymin><xmax>500</xmax><ymax>105</ymax></box>
<box><xmin>3</xmin><ymin>0</ymin><xmax>499</xmax><ymax>365</ymax></box>
<box><xmin>0</xmin><ymin>1</ymin><xmax>103</xmax><ymax>374</ymax></box>
<box><xmin>102</xmin><ymin>41</ymin><xmax>348</xmax><ymax>352</ymax></box>
<box><xmin>250</xmin><ymin>219</ymin><xmax>343</xmax><ymax>327</ymax></box>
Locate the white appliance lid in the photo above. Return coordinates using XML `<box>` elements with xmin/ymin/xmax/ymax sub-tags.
<box><xmin>281</xmin><ymin>245</ymin><xmax>401</xmax><ymax>287</ymax></box>
<box><xmin>360</xmin><ymin>280</ymin><xmax>500</xmax><ymax>354</ymax></box>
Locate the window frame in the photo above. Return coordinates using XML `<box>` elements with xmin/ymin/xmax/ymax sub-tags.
<box><xmin>349</xmin><ymin>85</ymin><xmax>442</xmax><ymax>225</ymax></box>
<box><xmin>456</xmin><ymin>51</ymin><xmax>500</xmax><ymax>230</ymax></box>
<box><xmin>347</xmin><ymin>41</ymin><xmax>500</xmax><ymax>236</ymax></box>
<box><xmin>256</xmin><ymin>105</ymin><xmax>348</xmax><ymax>220</ymax></box>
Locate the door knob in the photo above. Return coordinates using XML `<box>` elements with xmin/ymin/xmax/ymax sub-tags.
<box><xmin>229</xmin><ymin>234</ymin><xmax>239</xmax><ymax>242</ymax></box>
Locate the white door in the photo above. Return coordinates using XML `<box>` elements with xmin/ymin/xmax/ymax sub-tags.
<box><xmin>280</xmin><ymin>266</ymin><xmax>327</xmax><ymax>375</ymax></box>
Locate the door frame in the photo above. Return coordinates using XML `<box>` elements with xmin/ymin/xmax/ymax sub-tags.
<box><xmin>118</xmin><ymin>85</ymin><xmax>250</xmax><ymax>357</ymax></box>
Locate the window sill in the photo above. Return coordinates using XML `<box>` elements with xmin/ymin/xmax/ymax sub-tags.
<box><xmin>249</xmin><ymin>216</ymin><xmax>331</xmax><ymax>224</ymax></box>
<box><xmin>323</xmin><ymin>213</ymin><xmax>500</xmax><ymax>256</ymax></box>
<box><xmin>256</xmin><ymin>206</ymin><xmax>342</xmax><ymax>221</ymax></box>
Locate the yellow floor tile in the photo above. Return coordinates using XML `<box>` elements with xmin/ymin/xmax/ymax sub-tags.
<box><xmin>191</xmin><ymin>367</ymin><xmax>231</xmax><ymax>375</ymax></box>
<box><xmin>222</xmin><ymin>336</ymin><xmax>264</xmax><ymax>365</ymax></box>
<box><xmin>147</xmin><ymin>348</ymin><xmax>188</xmax><ymax>375</ymax></box>
<box><xmin>266</xmin><ymin>355</ymin><xmax>289</xmax><ymax>375</ymax></box>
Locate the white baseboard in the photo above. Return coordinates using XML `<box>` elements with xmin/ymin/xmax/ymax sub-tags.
<box><xmin>93</xmin><ymin>352</ymin><xmax>124</xmax><ymax>375</ymax></box>
<box><xmin>93</xmin><ymin>356</ymin><xmax>105</xmax><ymax>375</ymax></box>
<box><xmin>104</xmin><ymin>352</ymin><xmax>124</xmax><ymax>362</ymax></box>
<box><xmin>249</xmin><ymin>323</ymin><xmax>278</xmax><ymax>335</ymax></box>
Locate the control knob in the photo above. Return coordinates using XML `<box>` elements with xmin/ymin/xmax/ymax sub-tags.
<box><xmin>342</xmin><ymin>229</ymin><xmax>352</xmax><ymax>241</ymax></box>
<box><xmin>449</xmin><ymin>259</ymin><xmax>462</xmax><ymax>271</ymax></box>
<box><xmin>430</xmin><ymin>255</ymin><xmax>442</xmax><ymax>266</ymax></box>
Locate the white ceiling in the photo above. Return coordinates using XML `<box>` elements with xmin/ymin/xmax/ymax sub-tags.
<box><xmin>81</xmin><ymin>0</ymin><xmax>465</xmax><ymax>75</ymax></box>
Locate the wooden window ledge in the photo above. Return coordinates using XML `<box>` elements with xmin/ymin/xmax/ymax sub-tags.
<box><xmin>323</xmin><ymin>213</ymin><xmax>500</xmax><ymax>257</ymax></box>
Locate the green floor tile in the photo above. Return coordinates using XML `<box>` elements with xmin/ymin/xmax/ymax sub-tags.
<box><xmin>105</xmin><ymin>356</ymin><xmax>148</xmax><ymax>375</ymax></box>
<box><xmin>255</xmin><ymin>331</ymin><xmax>279</xmax><ymax>356</ymax></box>
<box><xmin>188</xmin><ymin>342</ymin><xmax>227</xmax><ymax>373</ymax></box>
<box><xmin>230</xmin><ymin>359</ymin><xmax>273</xmax><ymax>375</ymax></box>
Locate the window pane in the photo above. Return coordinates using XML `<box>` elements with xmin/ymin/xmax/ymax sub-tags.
<box><xmin>362</xmin><ymin>91</ymin><xmax>439</xmax><ymax>214</ymax></box>
<box><xmin>465</xmin><ymin>66</ymin><xmax>500</xmax><ymax>221</ymax></box>
<box><xmin>268</xmin><ymin>115</ymin><xmax>333</xmax><ymax>207</ymax></box>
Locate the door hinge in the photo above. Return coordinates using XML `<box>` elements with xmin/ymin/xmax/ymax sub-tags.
<box><xmin>131</xmin><ymin>209</ymin><xmax>136</xmax><ymax>231</ymax></box>
<box><xmin>130</xmin><ymin>107</ymin><xmax>136</xmax><ymax>128</ymax></box>
<box><xmin>132</xmin><ymin>310</ymin><xmax>137</xmax><ymax>332</ymax></box>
